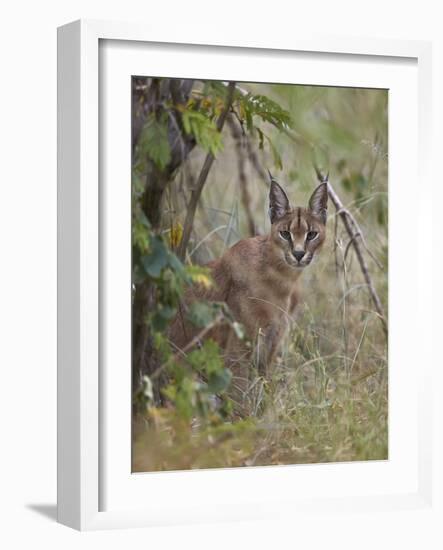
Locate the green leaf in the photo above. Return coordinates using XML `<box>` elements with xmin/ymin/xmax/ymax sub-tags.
<box><xmin>180</xmin><ymin>109</ymin><xmax>223</xmax><ymax>155</ymax></box>
<box><xmin>138</xmin><ymin>210</ymin><xmax>151</xmax><ymax>228</ymax></box>
<box><xmin>256</xmin><ymin>127</ymin><xmax>265</xmax><ymax>150</ymax></box>
<box><xmin>137</xmin><ymin>113</ymin><xmax>171</xmax><ymax>170</ymax></box>
<box><xmin>239</xmin><ymin>93</ymin><xmax>292</xmax><ymax>130</ymax></box>
<box><xmin>187</xmin><ymin>340</ymin><xmax>222</xmax><ymax>374</ymax></box>
<box><xmin>151</xmin><ymin>305</ymin><xmax>177</xmax><ymax>331</ymax></box>
<box><xmin>174</xmin><ymin>378</ymin><xmax>197</xmax><ymax>421</ymax></box>
<box><xmin>168</xmin><ymin>251</ymin><xmax>185</xmax><ymax>275</ymax></box>
<box><xmin>141</xmin><ymin>236</ymin><xmax>169</xmax><ymax>277</ymax></box>
<box><xmin>207</xmin><ymin>369</ymin><xmax>232</xmax><ymax>394</ymax></box>
<box><xmin>207</xmin><ymin>81</ymin><xmax>229</xmax><ymax>99</ymax></box>
<box><xmin>186</xmin><ymin>301</ymin><xmax>217</xmax><ymax>328</ymax></box>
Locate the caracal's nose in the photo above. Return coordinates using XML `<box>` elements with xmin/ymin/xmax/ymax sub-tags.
<box><xmin>292</xmin><ymin>250</ymin><xmax>305</xmax><ymax>262</ymax></box>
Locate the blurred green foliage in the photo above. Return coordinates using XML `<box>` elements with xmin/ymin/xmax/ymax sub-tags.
<box><xmin>132</xmin><ymin>78</ymin><xmax>293</xmax><ymax>416</ymax></box>
<box><xmin>131</xmin><ymin>215</ymin><xmax>235</xmax><ymax>420</ymax></box>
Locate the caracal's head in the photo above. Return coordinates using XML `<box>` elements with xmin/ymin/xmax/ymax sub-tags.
<box><xmin>268</xmin><ymin>174</ymin><xmax>328</xmax><ymax>270</ymax></box>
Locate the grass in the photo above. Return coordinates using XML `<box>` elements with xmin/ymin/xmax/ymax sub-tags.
<box><xmin>133</xmin><ymin>81</ymin><xmax>388</xmax><ymax>471</ymax></box>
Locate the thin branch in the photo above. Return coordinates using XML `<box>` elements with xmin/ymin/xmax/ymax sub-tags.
<box><xmin>178</xmin><ymin>82</ymin><xmax>237</xmax><ymax>260</ymax></box>
<box><xmin>245</xmin><ymin>138</ymin><xmax>269</xmax><ymax>187</ymax></box>
<box><xmin>344</xmin><ymin>231</ymin><xmax>362</xmax><ymax>263</ymax></box>
<box><xmin>228</xmin><ymin>115</ymin><xmax>256</xmax><ymax>236</ymax></box>
<box><xmin>314</xmin><ymin>167</ymin><xmax>388</xmax><ymax>338</ymax></box>
<box><xmin>338</xmin><ymin>206</ymin><xmax>383</xmax><ymax>269</ymax></box>
<box><xmin>230</xmin><ymin>106</ymin><xmax>246</xmax><ymax>135</ymax></box>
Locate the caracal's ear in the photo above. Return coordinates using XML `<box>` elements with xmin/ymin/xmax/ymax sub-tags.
<box><xmin>308</xmin><ymin>182</ymin><xmax>328</xmax><ymax>224</ymax></box>
<box><xmin>269</xmin><ymin>173</ymin><xmax>290</xmax><ymax>224</ymax></box>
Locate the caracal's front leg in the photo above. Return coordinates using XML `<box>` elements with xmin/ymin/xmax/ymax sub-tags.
<box><xmin>256</xmin><ymin>322</ymin><xmax>286</xmax><ymax>378</ymax></box>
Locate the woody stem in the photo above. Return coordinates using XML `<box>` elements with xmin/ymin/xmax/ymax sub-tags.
<box><xmin>178</xmin><ymin>81</ymin><xmax>237</xmax><ymax>260</ymax></box>
<box><xmin>315</xmin><ymin>168</ymin><xmax>388</xmax><ymax>338</ymax></box>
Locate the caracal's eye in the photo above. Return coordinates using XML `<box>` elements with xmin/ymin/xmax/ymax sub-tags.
<box><xmin>279</xmin><ymin>230</ymin><xmax>291</xmax><ymax>241</ymax></box>
<box><xmin>306</xmin><ymin>230</ymin><xmax>318</xmax><ymax>241</ymax></box>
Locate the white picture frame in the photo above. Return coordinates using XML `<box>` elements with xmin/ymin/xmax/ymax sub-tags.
<box><xmin>57</xmin><ymin>19</ymin><xmax>434</xmax><ymax>531</ymax></box>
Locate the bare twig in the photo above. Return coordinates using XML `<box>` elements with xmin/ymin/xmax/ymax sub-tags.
<box><xmin>339</xmin><ymin>207</ymin><xmax>383</xmax><ymax>269</ymax></box>
<box><xmin>314</xmin><ymin>167</ymin><xmax>388</xmax><ymax>338</ymax></box>
<box><xmin>245</xmin><ymin>138</ymin><xmax>269</xmax><ymax>187</ymax></box>
<box><xmin>178</xmin><ymin>82</ymin><xmax>237</xmax><ymax>260</ymax></box>
<box><xmin>228</xmin><ymin>115</ymin><xmax>256</xmax><ymax>236</ymax></box>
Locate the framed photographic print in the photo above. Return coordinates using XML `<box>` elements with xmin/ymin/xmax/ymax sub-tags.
<box><xmin>57</xmin><ymin>20</ymin><xmax>434</xmax><ymax>530</ymax></box>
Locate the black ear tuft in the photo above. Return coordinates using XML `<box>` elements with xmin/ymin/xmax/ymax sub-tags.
<box><xmin>269</xmin><ymin>179</ymin><xmax>290</xmax><ymax>224</ymax></box>
<box><xmin>308</xmin><ymin>182</ymin><xmax>328</xmax><ymax>224</ymax></box>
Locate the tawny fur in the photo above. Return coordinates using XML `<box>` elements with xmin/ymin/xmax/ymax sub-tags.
<box><xmin>169</xmin><ymin>180</ymin><xmax>328</xmax><ymax>381</ymax></box>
